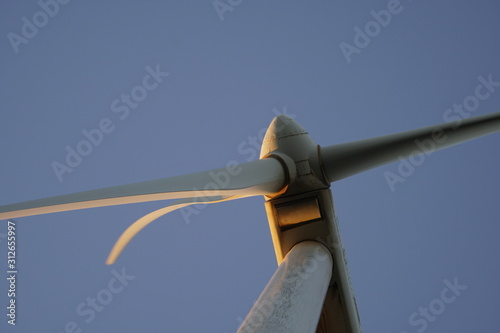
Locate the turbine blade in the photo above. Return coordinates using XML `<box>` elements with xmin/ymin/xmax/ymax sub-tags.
<box><xmin>105</xmin><ymin>195</ymin><xmax>237</xmax><ymax>265</ymax></box>
<box><xmin>322</xmin><ymin>111</ymin><xmax>500</xmax><ymax>182</ymax></box>
<box><xmin>0</xmin><ymin>158</ymin><xmax>285</xmax><ymax>220</ymax></box>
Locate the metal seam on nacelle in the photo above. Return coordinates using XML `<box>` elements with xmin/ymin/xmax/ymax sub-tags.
<box><xmin>262</xmin><ymin>131</ymin><xmax>309</xmax><ymax>143</ymax></box>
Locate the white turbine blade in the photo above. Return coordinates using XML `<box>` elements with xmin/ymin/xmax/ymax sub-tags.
<box><xmin>237</xmin><ymin>241</ymin><xmax>332</xmax><ymax>333</ymax></box>
<box><xmin>105</xmin><ymin>195</ymin><xmax>238</xmax><ymax>265</ymax></box>
<box><xmin>0</xmin><ymin>158</ymin><xmax>285</xmax><ymax>220</ymax></box>
<box><xmin>321</xmin><ymin>111</ymin><xmax>500</xmax><ymax>182</ymax></box>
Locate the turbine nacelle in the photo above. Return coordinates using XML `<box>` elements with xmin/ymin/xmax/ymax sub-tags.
<box><xmin>259</xmin><ymin>116</ymin><xmax>340</xmax><ymax>263</ymax></box>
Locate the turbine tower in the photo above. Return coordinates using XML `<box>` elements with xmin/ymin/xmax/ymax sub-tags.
<box><xmin>1</xmin><ymin>112</ymin><xmax>499</xmax><ymax>332</ymax></box>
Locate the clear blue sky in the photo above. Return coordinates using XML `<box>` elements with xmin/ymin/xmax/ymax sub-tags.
<box><xmin>1</xmin><ymin>1</ymin><xmax>499</xmax><ymax>332</ymax></box>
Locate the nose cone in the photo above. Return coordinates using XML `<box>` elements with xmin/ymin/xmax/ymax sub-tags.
<box><xmin>259</xmin><ymin>115</ymin><xmax>329</xmax><ymax>198</ymax></box>
<box><xmin>260</xmin><ymin>115</ymin><xmax>313</xmax><ymax>159</ymax></box>
<box><xmin>263</xmin><ymin>115</ymin><xmax>308</xmax><ymax>142</ymax></box>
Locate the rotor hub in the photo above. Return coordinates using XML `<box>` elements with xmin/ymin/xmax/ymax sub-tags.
<box><xmin>260</xmin><ymin>115</ymin><xmax>329</xmax><ymax>198</ymax></box>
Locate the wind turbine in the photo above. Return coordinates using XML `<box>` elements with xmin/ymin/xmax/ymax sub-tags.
<box><xmin>1</xmin><ymin>111</ymin><xmax>499</xmax><ymax>333</ymax></box>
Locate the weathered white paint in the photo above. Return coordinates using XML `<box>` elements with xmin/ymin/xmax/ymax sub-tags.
<box><xmin>237</xmin><ymin>241</ymin><xmax>333</xmax><ymax>333</ymax></box>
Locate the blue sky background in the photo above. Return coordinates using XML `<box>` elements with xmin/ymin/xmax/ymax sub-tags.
<box><xmin>1</xmin><ymin>1</ymin><xmax>499</xmax><ymax>332</ymax></box>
